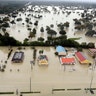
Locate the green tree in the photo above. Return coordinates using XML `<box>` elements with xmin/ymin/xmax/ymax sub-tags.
<box><xmin>47</xmin><ymin>29</ymin><xmax>57</xmax><ymax>37</ymax></box>
<box><xmin>29</xmin><ymin>32</ymin><xmax>35</xmax><ymax>38</ymax></box>
<box><xmin>64</xmin><ymin>22</ymin><xmax>69</xmax><ymax>28</ymax></box>
<box><xmin>59</xmin><ymin>30</ymin><xmax>66</xmax><ymax>35</ymax></box>
<box><xmin>2</xmin><ymin>27</ymin><xmax>6</xmax><ymax>33</ymax></box>
<box><xmin>40</xmin><ymin>27</ymin><xmax>44</xmax><ymax>32</ymax></box>
<box><xmin>38</xmin><ymin>37</ymin><xmax>44</xmax><ymax>42</ymax></box>
<box><xmin>33</xmin><ymin>28</ymin><xmax>36</xmax><ymax>34</ymax></box>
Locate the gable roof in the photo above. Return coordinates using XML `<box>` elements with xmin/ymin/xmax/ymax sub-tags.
<box><xmin>75</xmin><ymin>52</ymin><xmax>91</xmax><ymax>64</ymax></box>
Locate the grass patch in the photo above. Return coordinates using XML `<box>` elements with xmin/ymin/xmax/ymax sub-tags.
<box><xmin>0</xmin><ymin>92</ymin><xmax>14</xmax><ymax>94</ymax></box>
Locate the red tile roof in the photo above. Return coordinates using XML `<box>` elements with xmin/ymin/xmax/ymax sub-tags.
<box><xmin>60</xmin><ymin>57</ymin><xmax>75</xmax><ymax>65</ymax></box>
<box><xmin>75</xmin><ymin>52</ymin><xmax>86</xmax><ymax>62</ymax></box>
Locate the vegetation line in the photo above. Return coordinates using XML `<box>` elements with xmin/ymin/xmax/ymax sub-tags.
<box><xmin>67</xmin><ymin>88</ymin><xmax>81</xmax><ymax>91</ymax></box>
<box><xmin>0</xmin><ymin>92</ymin><xmax>14</xmax><ymax>94</ymax></box>
<box><xmin>21</xmin><ymin>91</ymin><xmax>41</xmax><ymax>94</ymax></box>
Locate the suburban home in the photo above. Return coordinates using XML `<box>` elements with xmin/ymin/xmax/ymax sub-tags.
<box><xmin>56</xmin><ymin>46</ymin><xmax>66</xmax><ymax>56</ymax></box>
<box><xmin>88</xmin><ymin>48</ymin><xmax>96</xmax><ymax>57</ymax></box>
<box><xmin>60</xmin><ymin>57</ymin><xmax>75</xmax><ymax>65</ymax></box>
<box><xmin>75</xmin><ymin>52</ymin><xmax>91</xmax><ymax>64</ymax></box>
<box><xmin>12</xmin><ymin>51</ymin><xmax>24</xmax><ymax>63</ymax></box>
<box><xmin>38</xmin><ymin>55</ymin><xmax>48</xmax><ymax>66</ymax></box>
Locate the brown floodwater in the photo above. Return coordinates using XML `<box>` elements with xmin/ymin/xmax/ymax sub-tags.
<box><xmin>0</xmin><ymin>5</ymin><xmax>95</xmax><ymax>46</ymax></box>
<box><xmin>0</xmin><ymin>46</ymin><xmax>95</xmax><ymax>96</ymax></box>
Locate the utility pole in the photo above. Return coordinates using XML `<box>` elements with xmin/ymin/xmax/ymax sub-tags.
<box><xmin>30</xmin><ymin>77</ymin><xmax>31</xmax><ymax>92</ymax></box>
<box><xmin>89</xmin><ymin>57</ymin><xmax>96</xmax><ymax>94</ymax></box>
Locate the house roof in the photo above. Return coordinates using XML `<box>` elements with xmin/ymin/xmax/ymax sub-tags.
<box><xmin>89</xmin><ymin>48</ymin><xmax>96</xmax><ymax>53</ymax></box>
<box><xmin>75</xmin><ymin>52</ymin><xmax>86</xmax><ymax>62</ymax></box>
<box><xmin>56</xmin><ymin>46</ymin><xmax>66</xmax><ymax>53</ymax></box>
<box><xmin>75</xmin><ymin>52</ymin><xmax>91</xmax><ymax>64</ymax></box>
<box><xmin>12</xmin><ymin>51</ymin><xmax>24</xmax><ymax>61</ymax></box>
<box><xmin>60</xmin><ymin>57</ymin><xmax>75</xmax><ymax>65</ymax></box>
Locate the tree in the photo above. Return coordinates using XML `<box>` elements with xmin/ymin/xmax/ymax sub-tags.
<box><xmin>33</xmin><ymin>28</ymin><xmax>36</xmax><ymax>34</ymax></box>
<box><xmin>40</xmin><ymin>27</ymin><xmax>44</xmax><ymax>32</ymax></box>
<box><xmin>75</xmin><ymin>25</ymin><xmax>86</xmax><ymax>30</ymax></box>
<box><xmin>64</xmin><ymin>22</ymin><xmax>69</xmax><ymax>28</ymax></box>
<box><xmin>47</xmin><ymin>29</ymin><xmax>57</xmax><ymax>37</ymax></box>
<box><xmin>12</xmin><ymin>14</ymin><xmax>17</xmax><ymax>19</ymax></box>
<box><xmin>23</xmin><ymin>38</ymin><xmax>29</xmax><ymax>46</ymax></box>
<box><xmin>2</xmin><ymin>22</ymin><xmax>10</xmax><ymax>28</ymax></box>
<box><xmin>46</xmin><ymin>26</ymin><xmax>50</xmax><ymax>31</ymax></box>
<box><xmin>25</xmin><ymin>18</ymin><xmax>30</xmax><ymax>23</ymax></box>
<box><xmin>38</xmin><ymin>37</ymin><xmax>44</xmax><ymax>42</ymax></box>
<box><xmin>3</xmin><ymin>17</ymin><xmax>10</xmax><ymax>22</ymax></box>
<box><xmin>34</xmin><ymin>20</ymin><xmax>38</xmax><ymax>26</ymax></box>
<box><xmin>27</xmin><ymin>28</ymin><xmax>31</xmax><ymax>32</ymax></box>
<box><xmin>57</xmin><ymin>23</ymin><xmax>64</xmax><ymax>31</ymax></box>
<box><xmin>16</xmin><ymin>18</ymin><xmax>22</xmax><ymax>22</ymax></box>
<box><xmin>80</xmin><ymin>42</ymin><xmax>87</xmax><ymax>48</ymax></box>
<box><xmin>87</xmin><ymin>42</ymin><xmax>95</xmax><ymax>48</ymax></box>
<box><xmin>73</xmin><ymin>19</ymin><xmax>81</xmax><ymax>25</ymax></box>
<box><xmin>50</xmin><ymin>24</ymin><xmax>54</xmax><ymax>28</ymax></box>
<box><xmin>4</xmin><ymin>32</ymin><xmax>9</xmax><ymax>37</ymax></box>
<box><xmin>29</xmin><ymin>32</ymin><xmax>35</xmax><ymax>38</ymax></box>
<box><xmin>10</xmin><ymin>20</ymin><xmax>15</xmax><ymax>24</ymax></box>
<box><xmin>2</xmin><ymin>27</ymin><xmax>6</xmax><ymax>33</ymax></box>
<box><xmin>59</xmin><ymin>30</ymin><xmax>66</xmax><ymax>35</ymax></box>
<box><xmin>85</xmin><ymin>30</ymin><xmax>96</xmax><ymax>37</ymax></box>
<box><xmin>85</xmin><ymin>22</ymin><xmax>93</xmax><ymax>30</ymax></box>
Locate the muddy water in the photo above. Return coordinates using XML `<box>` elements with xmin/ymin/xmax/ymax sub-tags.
<box><xmin>0</xmin><ymin>46</ymin><xmax>95</xmax><ymax>95</ymax></box>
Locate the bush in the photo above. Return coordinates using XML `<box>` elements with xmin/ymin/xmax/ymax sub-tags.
<box><xmin>54</xmin><ymin>52</ymin><xmax>58</xmax><ymax>56</ymax></box>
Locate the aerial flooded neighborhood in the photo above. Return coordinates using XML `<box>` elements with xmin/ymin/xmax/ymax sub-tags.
<box><xmin>0</xmin><ymin>0</ymin><xmax>96</xmax><ymax>96</ymax></box>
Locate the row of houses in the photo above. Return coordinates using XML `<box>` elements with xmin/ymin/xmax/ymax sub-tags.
<box><xmin>11</xmin><ymin>46</ymin><xmax>96</xmax><ymax>65</ymax></box>
<box><xmin>56</xmin><ymin>46</ymin><xmax>96</xmax><ymax>65</ymax></box>
<box><xmin>11</xmin><ymin>51</ymin><xmax>49</xmax><ymax>66</ymax></box>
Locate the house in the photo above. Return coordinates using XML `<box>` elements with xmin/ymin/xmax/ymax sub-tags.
<box><xmin>60</xmin><ymin>57</ymin><xmax>75</xmax><ymax>65</ymax></box>
<box><xmin>56</xmin><ymin>46</ymin><xmax>66</xmax><ymax>56</ymax></box>
<box><xmin>75</xmin><ymin>52</ymin><xmax>91</xmax><ymax>64</ymax></box>
<box><xmin>88</xmin><ymin>48</ymin><xmax>96</xmax><ymax>57</ymax></box>
<box><xmin>12</xmin><ymin>51</ymin><xmax>24</xmax><ymax>63</ymax></box>
<box><xmin>38</xmin><ymin>55</ymin><xmax>48</xmax><ymax>66</ymax></box>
